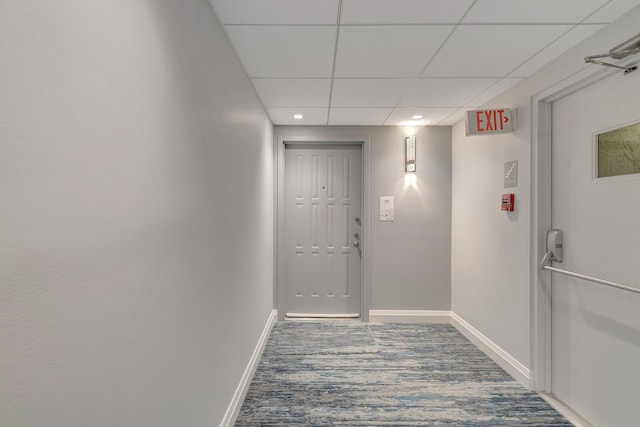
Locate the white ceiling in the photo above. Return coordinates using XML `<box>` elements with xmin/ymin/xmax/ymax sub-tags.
<box><xmin>209</xmin><ymin>0</ymin><xmax>640</xmax><ymax>126</ymax></box>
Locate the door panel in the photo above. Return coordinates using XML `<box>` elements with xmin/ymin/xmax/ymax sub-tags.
<box><xmin>551</xmin><ymin>70</ymin><xmax>640</xmax><ymax>426</ymax></box>
<box><xmin>284</xmin><ymin>144</ymin><xmax>362</xmax><ymax>316</ymax></box>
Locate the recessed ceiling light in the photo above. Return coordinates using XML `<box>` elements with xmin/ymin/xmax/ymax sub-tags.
<box><xmin>412</xmin><ymin>114</ymin><xmax>424</xmax><ymax>120</ymax></box>
<box><xmin>293</xmin><ymin>114</ymin><xmax>304</xmax><ymax>120</ymax></box>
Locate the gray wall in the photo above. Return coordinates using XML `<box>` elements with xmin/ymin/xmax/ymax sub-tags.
<box><xmin>451</xmin><ymin>6</ymin><xmax>640</xmax><ymax>370</ymax></box>
<box><xmin>276</xmin><ymin>126</ymin><xmax>452</xmax><ymax>310</ymax></box>
<box><xmin>0</xmin><ymin>1</ymin><xmax>274</xmax><ymax>426</ymax></box>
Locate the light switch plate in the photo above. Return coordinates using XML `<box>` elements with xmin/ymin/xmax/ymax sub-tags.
<box><xmin>380</xmin><ymin>196</ymin><xmax>394</xmax><ymax>221</ymax></box>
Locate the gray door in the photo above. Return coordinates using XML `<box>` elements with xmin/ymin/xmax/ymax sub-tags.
<box><xmin>550</xmin><ymin>70</ymin><xmax>640</xmax><ymax>426</ymax></box>
<box><xmin>284</xmin><ymin>144</ymin><xmax>362</xmax><ymax>317</ymax></box>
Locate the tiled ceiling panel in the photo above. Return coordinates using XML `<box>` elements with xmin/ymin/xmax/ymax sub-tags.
<box><xmin>463</xmin><ymin>78</ymin><xmax>523</xmax><ymax>108</ymax></box>
<box><xmin>463</xmin><ymin>0</ymin><xmax>608</xmax><ymax>23</ymax></box>
<box><xmin>331</xmin><ymin>79</ymin><xmax>413</xmax><ymax>107</ymax></box>
<box><xmin>439</xmin><ymin>109</ymin><xmax>467</xmax><ymax>126</ymax></box>
<box><xmin>252</xmin><ymin>79</ymin><xmax>331</xmax><ymax>107</ymax></box>
<box><xmin>385</xmin><ymin>107</ymin><xmax>459</xmax><ymax>126</ymax></box>
<box><xmin>334</xmin><ymin>25</ymin><xmax>454</xmax><ymax>78</ymax></box>
<box><xmin>423</xmin><ymin>25</ymin><xmax>573</xmax><ymax>77</ymax></box>
<box><xmin>584</xmin><ymin>0</ymin><xmax>640</xmax><ymax>22</ymax></box>
<box><xmin>329</xmin><ymin>108</ymin><xmax>393</xmax><ymax>125</ymax></box>
<box><xmin>225</xmin><ymin>26</ymin><xmax>336</xmax><ymax>78</ymax></box>
<box><xmin>210</xmin><ymin>0</ymin><xmax>640</xmax><ymax>125</ymax></box>
<box><xmin>208</xmin><ymin>0</ymin><xmax>339</xmax><ymax>24</ymax></box>
<box><xmin>267</xmin><ymin>107</ymin><xmax>328</xmax><ymax>125</ymax></box>
<box><xmin>399</xmin><ymin>78</ymin><xmax>500</xmax><ymax>107</ymax></box>
<box><xmin>509</xmin><ymin>24</ymin><xmax>607</xmax><ymax>77</ymax></box>
<box><xmin>340</xmin><ymin>0</ymin><xmax>474</xmax><ymax>24</ymax></box>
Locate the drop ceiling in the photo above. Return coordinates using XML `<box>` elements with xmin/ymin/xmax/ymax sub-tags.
<box><xmin>208</xmin><ymin>0</ymin><xmax>640</xmax><ymax>126</ymax></box>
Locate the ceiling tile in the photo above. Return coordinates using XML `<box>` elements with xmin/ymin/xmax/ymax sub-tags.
<box><xmin>584</xmin><ymin>0</ymin><xmax>640</xmax><ymax>23</ymax></box>
<box><xmin>439</xmin><ymin>108</ymin><xmax>467</xmax><ymax>125</ymax></box>
<box><xmin>509</xmin><ymin>24</ymin><xmax>607</xmax><ymax>77</ymax></box>
<box><xmin>267</xmin><ymin>107</ymin><xmax>328</xmax><ymax>125</ymax></box>
<box><xmin>329</xmin><ymin>108</ymin><xmax>392</xmax><ymax>125</ymax></box>
<box><xmin>331</xmin><ymin>79</ymin><xmax>413</xmax><ymax>107</ymax></box>
<box><xmin>209</xmin><ymin>0</ymin><xmax>339</xmax><ymax>24</ymax></box>
<box><xmin>225</xmin><ymin>26</ymin><xmax>336</xmax><ymax>78</ymax></box>
<box><xmin>423</xmin><ymin>25</ymin><xmax>572</xmax><ymax>77</ymax></box>
<box><xmin>334</xmin><ymin>25</ymin><xmax>454</xmax><ymax>78</ymax></box>
<box><xmin>385</xmin><ymin>107</ymin><xmax>459</xmax><ymax>126</ymax></box>
<box><xmin>252</xmin><ymin>79</ymin><xmax>331</xmax><ymax>107</ymax></box>
<box><xmin>462</xmin><ymin>0</ymin><xmax>608</xmax><ymax>23</ymax></box>
<box><xmin>464</xmin><ymin>78</ymin><xmax>523</xmax><ymax>107</ymax></box>
<box><xmin>399</xmin><ymin>78</ymin><xmax>499</xmax><ymax>107</ymax></box>
<box><xmin>340</xmin><ymin>0</ymin><xmax>474</xmax><ymax>24</ymax></box>
<box><xmin>215</xmin><ymin>0</ymin><xmax>636</xmax><ymax>127</ymax></box>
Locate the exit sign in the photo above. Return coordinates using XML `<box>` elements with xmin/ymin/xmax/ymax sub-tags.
<box><xmin>465</xmin><ymin>108</ymin><xmax>516</xmax><ymax>136</ymax></box>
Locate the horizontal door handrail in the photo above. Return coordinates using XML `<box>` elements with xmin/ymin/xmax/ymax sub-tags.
<box><xmin>542</xmin><ymin>265</ymin><xmax>640</xmax><ymax>295</ymax></box>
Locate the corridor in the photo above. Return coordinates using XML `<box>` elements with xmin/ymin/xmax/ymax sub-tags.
<box><xmin>2</xmin><ymin>1</ymin><xmax>640</xmax><ymax>426</ymax></box>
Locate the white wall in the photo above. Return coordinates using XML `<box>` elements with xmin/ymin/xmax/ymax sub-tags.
<box><xmin>0</xmin><ymin>1</ymin><xmax>274</xmax><ymax>426</ymax></box>
<box><xmin>451</xmin><ymin>6</ymin><xmax>640</xmax><ymax>372</ymax></box>
<box><xmin>275</xmin><ymin>125</ymin><xmax>452</xmax><ymax>310</ymax></box>
<box><xmin>451</xmin><ymin>105</ymin><xmax>531</xmax><ymax>365</ymax></box>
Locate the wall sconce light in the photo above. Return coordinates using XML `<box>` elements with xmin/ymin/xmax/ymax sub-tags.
<box><xmin>405</xmin><ymin>136</ymin><xmax>416</xmax><ymax>173</ymax></box>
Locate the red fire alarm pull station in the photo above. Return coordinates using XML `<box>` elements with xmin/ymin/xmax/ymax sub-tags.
<box><xmin>501</xmin><ymin>193</ymin><xmax>515</xmax><ymax>211</ymax></box>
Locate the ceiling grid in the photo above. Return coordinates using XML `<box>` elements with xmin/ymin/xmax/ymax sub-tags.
<box><xmin>210</xmin><ymin>0</ymin><xmax>640</xmax><ymax>126</ymax></box>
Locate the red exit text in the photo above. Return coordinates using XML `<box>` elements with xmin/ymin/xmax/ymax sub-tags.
<box><xmin>465</xmin><ymin>108</ymin><xmax>516</xmax><ymax>136</ymax></box>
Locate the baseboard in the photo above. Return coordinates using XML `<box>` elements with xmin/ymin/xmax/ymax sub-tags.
<box><xmin>370</xmin><ymin>310</ymin><xmax>532</xmax><ymax>389</ymax></box>
<box><xmin>539</xmin><ymin>393</ymin><xmax>594</xmax><ymax>427</ymax></box>
<box><xmin>369</xmin><ymin>310</ymin><xmax>451</xmax><ymax>324</ymax></box>
<box><xmin>220</xmin><ymin>309</ymin><xmax>277</xmax><ymax>427</ymax></box>
<box><xmin>450</xmin><ymin>312</ymin><xmax>532</xmax><ymax>389</ymax></box>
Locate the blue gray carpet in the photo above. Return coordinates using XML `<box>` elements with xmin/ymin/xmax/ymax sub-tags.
<box><xmin>236</xmin><ymin>322</ymin><xmax>570</xmax><ymax>426</ymax></box>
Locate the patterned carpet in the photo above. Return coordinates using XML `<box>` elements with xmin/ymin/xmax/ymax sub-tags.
<box><xmin>236</xmin><ymin>321</ymin><xmax>571</xmax><ymax>426</ymax></box>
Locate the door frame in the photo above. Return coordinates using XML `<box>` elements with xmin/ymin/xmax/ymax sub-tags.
<box><xmin>530</xmin><ymin>65</ymin><xmax>624</xmax><ymax>393</ymax></box>
<box><xmin>275</xmin><ymin>136</ymin><xmax>371</xmax><ymax>322</ymax></box>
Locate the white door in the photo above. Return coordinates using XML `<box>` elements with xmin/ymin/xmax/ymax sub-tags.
<box><xmin>550</xmin><ymin>70</ymin><xmax>640</xmax><ymax>426</ymax></box>
<box><xmin>284</xmin><ymin>144</ymin><xmax>362</xmax><ymax>317</ymax></box>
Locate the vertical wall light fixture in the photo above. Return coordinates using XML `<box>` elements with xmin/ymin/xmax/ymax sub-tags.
<box><xmin>405</xmin><ymin>136</ymin><xmax>416</xmax><ymax>173</ymax></box>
